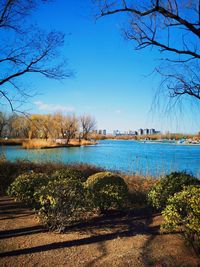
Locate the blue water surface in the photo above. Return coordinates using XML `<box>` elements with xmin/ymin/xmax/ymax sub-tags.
<box><xmin>1</xmin><ymin>140</ymin><xmax>200</xmax><ymax>177</ymax></box>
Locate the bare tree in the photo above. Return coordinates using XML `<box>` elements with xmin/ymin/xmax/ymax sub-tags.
<box><xmin>80</xmin><ymin>114</ymin><xmax>96</xmax><ymax>140</ymax></box>
<box><xmin>94</xmin><ymin>0</ymin><xmax>200</xmax><ymax>101</ymax></box>
<box><xmin>8</xmin><ymin>114</ymin><xmax>30</xmax><ymax>138</ymax></box>
<box><xmin>0</xmin><ymin>0</ymin><xmax>71</xmax><ymax>111</ymax></box>
<box><xmin>0</xmin><ymin>111</ymin><xmax>7</xmax><ymax>137</ymax></box>
<box><xmin>64</xmin><ymin>114</ymin><xmax>79</xmax><ymax>144</ymax></box>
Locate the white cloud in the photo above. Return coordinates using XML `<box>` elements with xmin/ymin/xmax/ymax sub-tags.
<box><xmin>34</xmin><ymin>101</ymin><xmax>75</xmax><ymax>113</ymax></box>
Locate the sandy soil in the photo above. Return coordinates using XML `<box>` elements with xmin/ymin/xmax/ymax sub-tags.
<box><xmin>0</xmin><ymin>196</ymin><xmax>199</xmax><ymax>267</ymax></box>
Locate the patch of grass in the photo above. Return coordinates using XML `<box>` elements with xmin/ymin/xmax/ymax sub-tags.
<box><xmin>22</xmin><ymin>139</ymin><xmax>58</xmax><ymax>149</ymax></box>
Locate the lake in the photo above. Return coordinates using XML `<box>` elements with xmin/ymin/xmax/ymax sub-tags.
<box><xmin>1</xmin><ymin>140</ymin><xmax>200</xmax><ymax>177</ymax></box>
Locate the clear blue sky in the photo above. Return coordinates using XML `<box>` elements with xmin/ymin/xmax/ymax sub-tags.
<box><xmin>13</xmin><ymin>0</ymin><xmax>200</xmax><ymax>133</ymax></box>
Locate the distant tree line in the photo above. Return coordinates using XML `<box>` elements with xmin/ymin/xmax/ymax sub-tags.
<box><xmin>0</xmin><ymin>112</ymin><xmax>96</xmax><ymax>143</ymax></box>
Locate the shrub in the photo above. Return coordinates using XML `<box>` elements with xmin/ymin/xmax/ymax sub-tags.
<box><xmin>52</xmin><ymin>168</ymin><xmax>86</xmax><ymax>182</ymax></box>
<box><xmin>7</xmin><ymin>172</ymin><xmax>49</xmax><ymax>207</ymax></box>
<box><xmin>85</xmin><ymin>172</ymin><xmax>129</xmax><ymax>212</ymax></box>
<box><xmin>148</xmin><ymin>171</ymin><xmax>199</xmax><ymax>209</ymax></box>
<box><xmin>35</xmin><ymin>179</ymin><xmax>86</xmax><ymax>230</ymax></box>
<box><xmin>161</xmin><ymin>185</ymin><xmax>200</xmax><ymax>254</ymax></box>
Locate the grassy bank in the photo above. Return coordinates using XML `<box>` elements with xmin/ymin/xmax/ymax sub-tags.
<box><xmin>0</xmin><ymin>138</ymin><xmax>97</xmax><ymax>149</ymax></box>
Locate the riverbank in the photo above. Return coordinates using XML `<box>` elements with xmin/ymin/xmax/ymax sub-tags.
<box><xmin>0</xmin><ymin>139</ymin><xmax>24</xmax><ymax>146</ymax></box>
<box><xmin>93</xmin><ymin>133</ymin><xmax>200</xmax><ymax>144</ymax></box>
<box><xmin>0</xmin><ymin>139</ymin><xmax>97</xmax><ymax>149</ymax></box>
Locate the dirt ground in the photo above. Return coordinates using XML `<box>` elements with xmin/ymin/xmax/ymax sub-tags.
<box><xmin>0</xmin><ymin>196</ymin><xmax>199</xmax><ymax>267</ymax></box>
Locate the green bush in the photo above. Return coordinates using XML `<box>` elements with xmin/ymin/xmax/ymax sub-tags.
<box><xmin>161</xmin><ymin>185</ymin><xmax>200</xmax><ymax>254</ymax></box>
<box><xmin>148</xmin><ymin>171</ymin><xmax>199</xmax><ymax>209</ymax></box>
<box><xmin>85</xmin><ymin>172</ymin><xmax>129</xmax><ymax>212</ymax></box>
<box><xmin>35</xmin><ymin>179</ymin><xmax>86</xmax><ymax>230</ymax></box>
<box><xmin>52</xmin><ymin>168</ymin><xmax>86</xmax><ymax>182</ymax></box>
<box><xmin>7</xmin><ymin>172</ymin><xmax>49</xmax><ymax>207</ymax></box>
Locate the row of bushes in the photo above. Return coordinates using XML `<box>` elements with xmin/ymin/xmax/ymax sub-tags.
<box><xmin>3</xmin><ymin>161</ymin><xmax>200</xmax><ymax>252</ymax></box>
<box><xmin>8</xmin><ymin>169</ymin><xmax>129</xmax><ymax>230</ymax></box>
<box><xmin>0</xmin><ymin>160</ymin><xmax>103</xmax><ymax>195</ymax></box>
<box><xmin>148</xmin><ymin>172</ymin><xmax>200</xmax><ymax>253</ymax></box>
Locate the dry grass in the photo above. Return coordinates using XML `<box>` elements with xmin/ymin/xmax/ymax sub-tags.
<box><xmin>22</xmin><ymin>139</ymin><xmax>57</xmax><ymax>149</ymax></box>
<box><xmin>22</xmin><ymin>139</ymin><xmax>97</xmax><ymax>149</ymax></box>
<box><xmin>69</xmin><ymin>139</ymin><xmax>97</xmax><ymax>146</ymax></box>
<box><xmin>80</xmin><ymin>139</ymin><xmax>97</xmax><ymax>146</ymax></box>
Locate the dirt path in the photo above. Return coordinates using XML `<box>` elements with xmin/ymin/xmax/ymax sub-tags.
<box><xmin>0</xmin><ymin>196</ymin><xmax>199</xmax><ymax>267</ymax></box>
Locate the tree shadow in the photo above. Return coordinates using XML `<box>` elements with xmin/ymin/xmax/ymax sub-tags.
<box><xmin>0</xmin><ymin>209</ymin><xmax>160</xmax><ymax>258</ymax></box>
<box><xmin>64</xmin><ymin>209</ymin><xmax>160</xmax><ymax>236</ymax></box>
<box><xmin>0</xmin><ymin>225</ymin><xmax>47</xmax><ymax>240</ymax></box>
<box><xmin>0</xmin><ymin>213</ymin><xmax>33</xmax><ymax>221</ymax></box>
<box><xmin>0</xmin><ymin>227</ymin><xmax>160</xmax><ymax>258</ymax></box>
<box><xmin>140</xmin><ymin>227</ymin><xmax>191</xmax><ymax>266</ymax></box>
<box><xmin>85</xmin><ymin>241</ymin><xmax>108</xmax><ymax>267</ymax></box>
<box><xmin>0</xmin><ymin>202</ymin><xmax>33</xmax><ymax>217</ymax></box>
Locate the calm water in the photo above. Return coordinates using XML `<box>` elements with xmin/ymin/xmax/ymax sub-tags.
<box><xmin>1</xmin><ymin>140</ymin><xmax>200</xmax><ymax>177</ymax></box>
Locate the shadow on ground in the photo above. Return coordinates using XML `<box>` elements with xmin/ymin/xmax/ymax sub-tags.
<box><xmin>0</xmin><ymin>196</ymin><xmax>199</xmax><ymax>267</ymax></box>
<box><xmin>0</xmin><ymin>207</ymin><xmax>160</xmax><ymax>258</ymax></box>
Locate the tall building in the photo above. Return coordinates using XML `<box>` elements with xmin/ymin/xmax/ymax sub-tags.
<box><xmin>138</xmin><ymin>129</ymin><xmax>143</xmax><ymax>135</ymax></box>
<box><xmin>149</xmin><ymin>128</ymin><xmax>155</xmax><ymax>135</ymax></box>
<box><xmin>143</xmin><ymin>129</ymin><xmax>149</xmax><ymax>135</ymax></box>
<box><xmin>103</xmin><ymin>129</ymin><xmax>106</xmax><ymax>135</ymax></box>
<box><xmin>98</xmin><ymin>129</ymin><xmax>102</xmax><ymax>135</ymax></box>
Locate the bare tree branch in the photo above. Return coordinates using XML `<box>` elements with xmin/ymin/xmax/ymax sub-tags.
<box><xmin>0</xmin><ymin>1</ymin><xmax>71</xmax><ymax>111</ymax></box>
<box><xmin>95</xmin><ymin>0</ymin><xmax>200</xmax><ymax>102</ymax></box>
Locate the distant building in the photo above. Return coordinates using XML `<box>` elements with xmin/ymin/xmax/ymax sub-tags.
<box><xmin>113</xmin><ymin>130</ymin><xmax>120</xmax><ymax>136</ymax></box>
<box><xmin>129</xmin><ymin>130</ymin><xmax>138</xmax><ymax>135</ymax></box>
<box><xmin>143</xmin><ymin>129</ymin><xmax>149</xmax><ymax>135</ymax></box>
<box><xmin>138</xmin><ymin>129</ymin><xmax>143</xmax><ymax>135</ymax></box>
<box><xmin>103</xmin><ymin>129</ymin><xmax>106</xmax><ymax>135</ymax></box>
<box><xmin>149</xmin><ymin>128</ymin><xmax>155</xmax><ymax>135</ymax></box>
<box><xmin>98</xmin><ymin>130</ymin><xmax>102</xmax><ymax>135</ymax></box>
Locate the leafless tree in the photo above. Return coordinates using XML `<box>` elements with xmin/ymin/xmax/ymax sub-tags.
<box><xmin>8</xmin><ymin>114</ymin><xmax>30</xmax><ymax>138</ymax></box>
<box><xmin>0</xmin><ymin>111</ymin><xmax>7</xmax><ymax>137</ymax></box>
<box><xmin>0</xmin><ymin>0</ymin><xmax>71</xmax><ymax>111</ymax></box>
<box><xmin>94</xmin><ymin>0</ymin><xmax>200</xmax><ymax>102</ymax></box>
<box><xmin>64</xmin><ymin>114</ymin><xmax>79</xmax><ymax>144</ymax></box>
<box><xmin>80</xmin><ymin>114</ymin><xmax>97</xmax><ymax>140</ymax></box>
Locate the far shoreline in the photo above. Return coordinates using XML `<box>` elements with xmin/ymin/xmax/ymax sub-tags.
<box><xmin>0</xmin><ymin>139</ymin><xmax>98</xmax><ymax>149</ymax></box>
